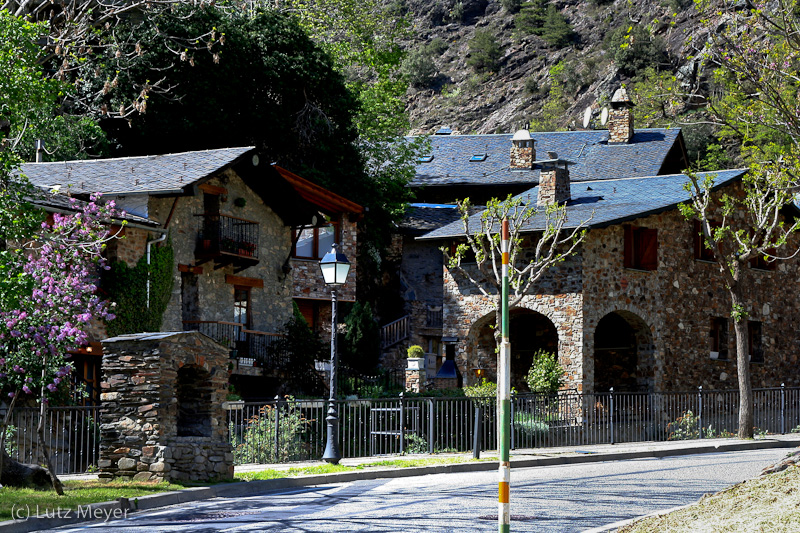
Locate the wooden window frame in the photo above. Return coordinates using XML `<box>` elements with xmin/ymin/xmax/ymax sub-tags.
<box><xmin>748</xmin><ymin>321</ymin><xmax>764</xmax><ymax>363</ymax></box>
<box><xmin>292</xmin><ymin>223</ymin><xmax>340</xmax><ymax>260</ymax></box>
<box><xmin>749</xmin><ymin>249</ymin><xmax>776</xmax><ymax>271</ymax></box>
<box><xmin>693</xmin><ymin>220</ymin><xmax>720</xmax><ymax>262</ymax></box>
<box><xmin>233</xmin><ymin>285</ymin><xmax>252</xmax><ymax>330</ymax></box>
<box><xmin>623</xmin><ymin>225</ymin><xmax>658</xmax><ymax>271</ymax></box>
<box><xmin>710</xmin><ymin>317</ymin><xmax>729</xmax><ymax>360</ymax></box>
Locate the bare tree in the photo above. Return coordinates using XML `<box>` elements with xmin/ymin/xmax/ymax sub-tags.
<box><xmin>680</xmin><ymin>163</ymin><xmax>800</xmax><ymax>438</ymax></box>
<box><xmin>441</xmin><ymin>195</ymin><xmax>589</xmax><ymax>348</ymax></box>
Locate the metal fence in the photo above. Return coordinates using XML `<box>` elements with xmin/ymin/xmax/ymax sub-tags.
<box><xmin>3</xmin><ymin>386</ymin><xmax>799</xmax><ymax>474</ymax></box>
<box><xmin>4</xmin><ymin>405</ymin><xmax>100</xmax><ymax>475</ymax></box>
<box><xmin>227</xmin><ymin>386</ymin><xmax>800</xmax><ymax>465</ymax></box>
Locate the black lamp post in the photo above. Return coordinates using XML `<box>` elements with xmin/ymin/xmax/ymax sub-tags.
<box><xmin>319</xmin><ymin>243</ymin><xmax>350</xmax><ymax>464</ymax></box>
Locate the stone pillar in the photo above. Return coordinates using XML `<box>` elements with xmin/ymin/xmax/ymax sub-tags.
<box><xmin>405</xmin><ymin>357</ymin><xmax>425</xmax><ymax>393</ymax></box>
<box><xmin>607</xmin><ymin>86</ymin><xmax>635</xmax><ymax>144</ymax></box>
<box><xmin>98</xmin><ymin>331</ymin><xmax>233</xmax><ymax>482</ymax></box>
<box><xmin>537</xmin><ymin>165</ymin><xmax>571</xmax><ymax>206</ymax></box>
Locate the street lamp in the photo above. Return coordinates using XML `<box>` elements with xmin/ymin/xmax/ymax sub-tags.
<box><xmin>319</xmin><ymin>243</ymin><xmax>350</xmax><ymax>464</ymax></box>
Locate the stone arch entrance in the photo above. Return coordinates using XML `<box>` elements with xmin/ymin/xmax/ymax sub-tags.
<box><xmin>177</xmin><ymin>365</ymin><xmax>213</xmax><ymax>437</ymax></box>
<box><xmin>471</xmin><ymin>308</ymin><xmax>559</xmax><ymax>391</ymax></box>
<box><xmin>594</xmin><ymin>310</ymin><xmax>655</xmax><ymax>392</ymax></box>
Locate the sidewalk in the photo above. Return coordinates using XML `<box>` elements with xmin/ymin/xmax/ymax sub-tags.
<box><xmin>11</xmin><ymin>434</ymin><xmax>800</xmax><ymax>533</ymax></box>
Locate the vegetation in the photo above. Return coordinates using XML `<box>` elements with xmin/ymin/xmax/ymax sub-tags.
<box><xmin>342</xmin><ymin>301</ymin><xmax>381</xmax><ymax>374</ymax></box>
<box><xmin>604</xmin><ymin>24</ymin><xmax>668</xmax><ymax>77</ymax></box>
<box><xmin>230</xmin><ymin>399</ymin><xmax>310</xmax><ymax>464</ymax></box>
<box><xmin>402</xmin><ymin>38</ymin><xmax>448</xmax><ymax>88</ymax></box>
<box><xmin>442</xmin><ymin>195</ymin><xmax>588</xmax><ymax>354</ymax></box>
<box><xmin>514</xmin><ymin>1</ymin><xmax>574</xmax><ymax>47</ymax></box>
<box><xmin>270</xmin><ymin>304</ymin><xmax>327</xmax><ymax>396</ymax></box>
<box><xmin>467</xmin><ymin>30</ymin><xmax>504</xmax><ymax>73</ymax></box>
<box><xmin>0</xmin><ymin>479</ymin><xmax>184</xmax><ymax>522</ymax></box>
<box><xmin>524</xmin><ymin>350</ymin><xmax>564</xmax><ymax>393</ymax></box>
<box><xmin>102</xmin><ymin>239</ymin><xmax>174</xmax><ymax>337</ymax></box>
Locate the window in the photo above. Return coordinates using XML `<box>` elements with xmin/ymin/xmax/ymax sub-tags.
<box><xmin>709</xmin><ymin>317</ymin><xmax>728</xmax><ymax>360</ymax></box>
<box><xmin>418</xmin><ymin>155</ymin><xmax>434</xmax><ymax>163</ymax></box>
<box><xmin>234</xmin><ymin>286</ymin><xmax>251</xmax><ymax>332</ymax></box>
<box><xmin>748</xmin><ymin>321</ymin><xmax>764</xmax><ymax>363</ymax></box>
<box><xmin>693</xmin><ymin>220</ymin><xmax>720</xmax><ymax>262</ymax></box>
<box><xmin>469</xmin><ymin>154</ymin><xmax>488</xmax><ymax>162</ymax></box>
<box><xmin>749</xmin><ymin>250</ymin><xmax>776</xmax><ymax>271</ymax></box>
<box><xmin>292</xmin><ymin>224</ymin><xmax>339</xmax><ymax>259</ymax></box>
<box><xmin>623</xmin><ymin>225</ymin><xmax>658</xmax><ymax>270</ymax></box>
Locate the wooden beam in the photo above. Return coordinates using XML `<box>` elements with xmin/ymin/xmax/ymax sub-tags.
<box><xmin>178</xmin><ymin>264</ymin><xmax>204</xmax><ymax>274</ymax></box>
<box><xmin>198</xmin><ymin>183</ymin><xmax>228</xmax><ymax>196</ymax></box>
<box><xmin>225</xmin><ymin>274</ymin><xmax>263</xmax><ymax>288</ymax></box>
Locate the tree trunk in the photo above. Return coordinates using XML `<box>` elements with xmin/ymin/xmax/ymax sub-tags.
<box><xmin>0</xmin><ymin>450</ymin><xmax>51</xmax><ymax>489</ymax></box>
<box><xmin>731</xmin><ymin>288</ymin><xmax>755</xmax><ymax>439</ymax></box>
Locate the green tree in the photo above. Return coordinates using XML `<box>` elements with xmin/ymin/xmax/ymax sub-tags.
<box><xmin>540</xmin><ymin>5</ymin><xmax>574</xmax><ymax>48</ymax></box>
<box><xmin>604</xmin><ymin>24</ymin><xmax>668</xmax><ymax>77</ymax></box>
<box><xmin>342</xmin><ymin>301</ymin><xmax>381</xmax><ymax>374</ymax></box>
<box><xmin>467</xmin><ymin>29</ymin><xmax>503</xmax><ymax>73</ymax></box>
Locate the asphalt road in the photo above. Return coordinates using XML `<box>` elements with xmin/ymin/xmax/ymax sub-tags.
<box><xmin>52</xmin><ymin>448</ymin><xmax>788</xmax><ymax>533</ymax></box>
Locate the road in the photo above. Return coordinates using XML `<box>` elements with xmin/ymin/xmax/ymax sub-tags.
<box><xmin>52</xmin><ymin>448</ymin><xmax>787</xmax><ymax>533</ymax></box>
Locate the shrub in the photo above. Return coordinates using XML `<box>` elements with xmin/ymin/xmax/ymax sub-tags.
<box><xmin>270</xmin><ymin>303</ymin><xmax>327</xmax><ymax>396</ymax></box>
<box><xmin>342</xmin><ymin>301</ymin><xmax>381</xmax><ymax>374</ymax></box>
<box><xmin>467</xmin><ymin>29</ymin><xmax>504</xmax><ymax>73</ymax></box>
<box><xmin>525</xmin><ymin>350</ymin><xmax>564</xmax><ymax>393</ymax></box>
<box><xmin>407</xmin><ymin>345</ymin><xmax>424</xmax><ymax>358</ymax></box>
<box><xmin>513</xmin><ymin>412</ymin><xmax>549</xmax><ymax>436</ymax></box>
<box><xmin>402</xmin><ymin>47</ymin><xmax>437</xmax><ymax>89</ymax></box>
<box><xmin>540</xmin><ymin>5</ymin><xmax>574</xmax><ymax>47</ymax></box>
<box><xmin>501</xmin><ymin>0</ymin><xmax>522</xmax><ymax>12</ymax></box>
<box><xmin>404</xmin><ymin>433</ymin><xmax>428</xmax><ymax>454</ymax></box>
<box><xmin>464</xmin><ymin>377</ymin><xmax>497</xmax><ymax>407</ymax></box>
<box><xmin>230</xmin><ymin>399</ymin><xmax>310</xmax><ymax>464</ymax></box>
<box><xmin>604</xmin><ymin>24</ymin><xmax>668</xmax><ymax>76</ymax></box>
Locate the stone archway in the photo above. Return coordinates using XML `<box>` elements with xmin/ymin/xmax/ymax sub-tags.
<box><xmin>469</xmin><ymin>309</ymin><xmax>559</xmax><ymax>391</ymax></box>
<box><xmin>593</xmin><ymin>310</ymin><xmax>655</xmax><ymax>392</ymax></box>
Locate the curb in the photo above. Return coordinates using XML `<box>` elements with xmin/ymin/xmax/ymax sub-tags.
<box><xmin>4</xmin><ymin>437</ymin><xmax>798</xmax><ymax>533</ymax></box>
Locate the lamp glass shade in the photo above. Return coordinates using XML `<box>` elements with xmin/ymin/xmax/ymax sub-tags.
<box><xmin>319</xmin><ymin>244</ymin><xmax>350</xmax><ymax>286</ymax></box>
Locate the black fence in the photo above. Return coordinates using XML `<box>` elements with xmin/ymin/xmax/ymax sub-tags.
<box><xmin>227</xmin><ymin>386</ymin><xmax>800</xmax><ymax>465</ymax></box>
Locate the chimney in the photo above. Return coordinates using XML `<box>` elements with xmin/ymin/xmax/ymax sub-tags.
<box><xmin>510</xmin><ymin>129</ymin><xmax>536</xmax><ymax>169</ymax></box>
<box><xmin>35</xmin><ymin>139</ymin><xmax>45</xmax><ymax>163</ymax></box>
<box><xmin>537</xmin><ymin>151</ymin><xmax>571</xmax><ymax>206</ymax></box>
<box><xmin>607</xmin><ymin>87</ymin><xmax>634</xmax><ymax>144</ymax></box>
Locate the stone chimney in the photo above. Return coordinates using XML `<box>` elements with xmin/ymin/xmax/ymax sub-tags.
<box><xmin>537</xmin><ymin>151</ymin><xmax>571</xmax><ymax>206</ymax></box>
<box><xmin>510</xmin><ymin>129</ymin><xmax>536</xmax><ymax>169</ymax></box>
<box><xmin>607</xmin><ymin>87</ymin><xmax>634</xmax><ymax>144</ymax></box>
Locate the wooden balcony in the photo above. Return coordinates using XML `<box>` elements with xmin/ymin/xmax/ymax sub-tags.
<box><xmin>195</xmin><ymin>213</ymin><xmax>259</xmax><ymax>272</ymax></box>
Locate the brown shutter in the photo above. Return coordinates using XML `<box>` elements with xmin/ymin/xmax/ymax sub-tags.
<box><xmin>640</xmin><ymin>228</ymin><xmax>658</xmax><ymax>270</ymax></box>
<box><xmin>623</xmin><ymin>225</ymin><xmax>633</xmax><ymax>268</ymax></box>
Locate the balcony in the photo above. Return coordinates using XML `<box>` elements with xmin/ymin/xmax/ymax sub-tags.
<box><xmin>195</xmin><ymin>213</ymin><xmax>259</xmax><ymax>272</ymax></box>
<box><xmin>182</xmin><ymin>321</ymin><xmax>287</xmax><ymax>370</ymax></box>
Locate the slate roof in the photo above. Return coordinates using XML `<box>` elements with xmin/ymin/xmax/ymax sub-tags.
<box><xmin>18</xmin><ymin>147</ymin><xmax>254</xmax><ymax>195</ymax></box>
<box><xmin>28</xmin><ymin>188</ymin><xmax>158</xmax><ymax>226</ymax></box>
<box><xmin>409</xmin><ymin>129</ymin><xmax>682</xmax><ymax>188</ymax></box>
<box><xmin>418</xmin><ymin>169</ymin><xmax>748</xmax><ymax>240</ymax></box>
<box><xmin>399</xmin><ymin>204</ymin><xmax>463</xmax><ymax>234</ymax></box>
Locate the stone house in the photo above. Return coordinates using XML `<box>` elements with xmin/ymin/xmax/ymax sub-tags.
<box><xmin>21</xmin><ymin>147</ymin><xmax>362</xmax><ymax>400</ymax></box>
<box><xmin>419</xmin><ymin>164</ymin><xmax>800</xmax><ymax>394</ymax></box>
<box><xmin>391</xmin><ymin>88</ymin><xmax>691</xmax><ymax>385</ymax></box>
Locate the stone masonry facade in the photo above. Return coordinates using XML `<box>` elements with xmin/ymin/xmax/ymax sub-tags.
<box><xmin>98</xmin><ymin>331</ymin><xmax>233</xmax><ymax>482</ymax></box>
<box><xmin>443</xmin><ymin>183</ymin><xmax>800</xmax><ymax>393</ymax></box>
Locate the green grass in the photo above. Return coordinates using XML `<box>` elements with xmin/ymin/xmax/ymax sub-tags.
<box><xmin>0</xmin><ymin>479</ymin><xmax>184</xmax><ymax>522</ymax></box>
<box><xmin>237</xmin><ymin>456</ymin><xmax>483</xmax><ymax>481</ymax></box>
<box><xmin>618</xmin><ymin>464</ymin><xmax>800</xmax><ymax>532</ymax></box>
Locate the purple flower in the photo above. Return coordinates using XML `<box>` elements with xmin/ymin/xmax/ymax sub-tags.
<box><xmin>22</xmin><ymin>385</ymin><xmax>31</xmax><ymax>394</ymax></box>
<box><xmin>7</xmin><ymin>392</ymin><xmax>14</xmax><ymax>399</ymax></box>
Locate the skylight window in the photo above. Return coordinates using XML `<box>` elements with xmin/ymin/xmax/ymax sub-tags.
<box><xmin>418</xmin><ymin>155</ymin><xmax>434</xmax><ymax>163</ymax></box>
<box><xmin>470</xmin><ymin>154</ymin><xmax>488</xmax><ymax>162</ymax></box>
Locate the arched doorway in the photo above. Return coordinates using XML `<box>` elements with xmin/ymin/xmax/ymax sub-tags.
<box><xmin>594</xmin><ymin>310</ymin><xmax>654</xmax><ymax>392</ymax></box>
<box><xmin>471</xmin><ymin>309</ymin><xmax>558</xmax><ymax>391</ymax></box>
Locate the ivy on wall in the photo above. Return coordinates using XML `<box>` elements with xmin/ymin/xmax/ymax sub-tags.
<box><xmin>102</xmin><ymin>237</ymin><xmax>174</xmax><ymax>337</ymax></box>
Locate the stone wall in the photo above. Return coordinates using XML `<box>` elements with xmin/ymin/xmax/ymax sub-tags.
<box><xmin>607</xmin><ymin>108</ymin><xmax>634</xmax><ymax>144</ymax></box>
<box><xmin>291</xmin><ymin>213</ymin><xmax>358</xmax><ymax>304</ymax></box>
<box><xmin>510</xmin><ymin>145</ymin><xmax>535</xmax><ymax>170</ymax></box>
<box><xmin>98</xmin><ymin>331</ymin><xmax>233</xmax><ymax>482</ymax></box>
<box><xmin>537</xmin><ymin>167</ymin><xmax>570</xmax><ymax>206</ymax></box>
<box><xmin>149</xmin><ymin>169</ymin><xmax>293</xmax><ymax>334</ymax></box>
<box><xmin>442</xmin><ymin>181</ymin><xmax>800</xmax><ymax>394</ymax></box>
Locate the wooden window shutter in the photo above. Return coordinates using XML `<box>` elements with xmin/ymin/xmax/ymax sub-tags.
<box><xmin>623</xmin><ymin>225</ymin><xmax>633</xmax><ymax>268</ymax></box>
<box><xmin>640</xmin><ymin>228</ymin><xmax>658</xmax><ymax>270</ymax></box>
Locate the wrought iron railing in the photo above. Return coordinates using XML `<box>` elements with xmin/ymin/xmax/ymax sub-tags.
<box><xmin>380</xmin><ymin>315</ymin><xmax>409</xmax><ymax>348</ymax></box>
<box><xmin>182</xmin><ymin>321</ymin><xmax>287</xmax><ymax>369</ymax></box>
<box><xmin>227</xmin><ymin>386</ymin><xmax>800</xmax><ymax>465</ymax></box>
<box><xmin>183</xmin><ymin>320</ymin><xmax>242</xmax><ymax>350</ymax></box>
<box><xmin>426</xmin><ymin>306</ymin><xmax>443</xmax><ymax>328</ymax></box>
<box><xmin>196</xmin><ymin>213</ymin><xmax>259</xmax><ymax>259</ymax></box>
